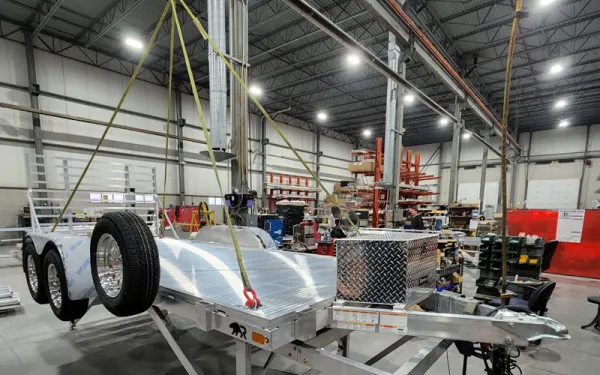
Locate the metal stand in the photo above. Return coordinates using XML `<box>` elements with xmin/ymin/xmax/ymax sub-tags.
<box><xmin>236</xmin><ymin>340</ymin><xmax>252</xmax><ymax>375</ymax></box>
<box><xmin>148</xmin><ymin>306</ymin><xmax>203</xmax><ymax>375</ymax></box>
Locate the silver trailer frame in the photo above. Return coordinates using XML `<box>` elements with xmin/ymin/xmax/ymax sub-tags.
<box><xmin>22</xmin><ymin>156</ymin><xmax>569</xmax><ymax>375</ymax></box>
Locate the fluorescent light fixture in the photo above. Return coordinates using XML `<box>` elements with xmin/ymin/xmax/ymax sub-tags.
<box><xmin>540</xmin><ymin>0</ymin><xmax>556</xmax><ymax>6</ymax></box>
<box><xmin>558</xmin><ymin>120</ymin><xmax>569</xmax><ymax>127</ymax></box>
<box><xmin>363</xmin><ymin>129</ymin><xmax>372</xmax><ymax>137</ymax></box>
<box><xmin>347</xmin><ymin>53</ymin><xmax>361</xmax><ymax>66</ymax></box>
<box><xmin>439</xmin><ymin>117</ymin><xmax>449</xmax><ymax>126</ymax></box>
<box><xmin>555</xmin><ymin>99</ymin><xmax>566</xmax><ymax>109</ymax></box>
<box><xmin>317</xmin><ymin>111</ymin><xmax>328</xmax><ymax>121</ymax></box>
<box><xmin>124</xmin><ymin>37</ymin><xmax>143</xmax><ymax>50</ymax></box>
<box><xmin>550</xmin><ymin>64</ymin><xmax>563</xmax><ymax>74</ymax></box>
<box><xmin>249</xmin><ymin>85</ymin><xmax>262</xmax><ymax>96</ymax></box>
<box><xmin>404</xmin><ymin>93</ymin><xmax>415</xmax><ymax>104</ymax></box>
<box><xmin>462</xmin><ymin>132</ymin><xmax>471</xmax><ymax>139</ymax></box>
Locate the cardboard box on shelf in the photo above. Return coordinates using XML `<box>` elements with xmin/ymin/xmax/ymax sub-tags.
<box><xmin>348</xmin><ymin>161</ymin><xmax>374</xmax><ymax>173</ymax></box>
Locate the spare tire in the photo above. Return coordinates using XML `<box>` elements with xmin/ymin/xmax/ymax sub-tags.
<box><xmin>90</xmin><ymin>211</ymin><xmax>160</xmax><ymax>317</ymax></box>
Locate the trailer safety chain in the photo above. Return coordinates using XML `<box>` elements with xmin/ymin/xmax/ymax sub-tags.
<box><xmin>169</xmin><ymin>0</ymin><xmax>258</xmax><ymax>306</ymax></box>
<box><xmin>160</xmin><ymin>11</ymin><xmax>176</xmax><ymax>235</ymax></box>
<box><xmin>50</xmin><ymin>4</ymin><xmax>172</xmax><ymax>232</ymax></box>
<box><xmin>178</xmin><ymin>0</ymin><xmax>361</xmax><ymax>237</ymax></box>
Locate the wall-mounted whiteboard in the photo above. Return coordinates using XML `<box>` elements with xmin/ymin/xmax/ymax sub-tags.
<box><xmin>526</xmin><ymin>179</ymin><xmax>579</xmax><ymax>209</ymax></box>
<box><xmin>457</xmin><ymin>182</ymin><xmax>499</xmax><ymax>209</ymax></box>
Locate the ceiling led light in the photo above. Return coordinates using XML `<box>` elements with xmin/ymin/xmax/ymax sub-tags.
<box><xmin>558</xmin><ymin>120</ymin><xmax>569</xmax><ymax>127</ymax></box>
<box><xmin>124</xmin><ymin>37</ymin><xmax>143</xmax><ymax>50</ymax></box>
<box><xmin>550</xmin><ymin>64</ymin><xmax>563</xmax><ymax>74</ymax></box>
<box><xmin>363</xmin><ymin>129</ymin><xmax>372</xmax><ymax>137</ymax></box>
<box><xmin>347</xmin><ymin>53</ymin><xmax>361</xmax><ymax>66</ymax></box>
<box><xmin>249</xmin><ymin>85</ymin><xmax>262</xmax><ymax>96</ymax></box>
<box><xmin>439</xmin><ymin>117</ymin><xmax>449</xmax><ymax>126</ymax></box>
<box><xmin>555</xmin><ymin>99</ymin><xmax>566</xmax><ymax>109</ymax></box>
<box><xmin>463</xmin><ymin>132</ymin><xmax>471</xmax><ymax>140</ymax></box>
<box><xmin>404</xmin><ymin>93</ymin><xmax>415</xmax><ymax>104</ymax></box>
<box><xmin>317</xmin><ymin>111</ymin><xmax>327</xmax><ymax>121</ymax></box>
<box><xmin>540</xmin><ymin>0</ymin><xmax>556</xmax><ymax>6</ymax></box>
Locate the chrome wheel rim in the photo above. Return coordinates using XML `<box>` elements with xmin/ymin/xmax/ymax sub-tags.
<box><xmin>47</xmin><ymin>263</ymin><xmax>62</xmax><ymax>308</ymax></box>
<box><xmin>96</xmin><ymin>233</ymin><xmax>123</xmax><ymax>298</ymax></box>
<box><xmin>27</xmin><ymin>255</ymin><xmax>38</xmax><ymax>293</ymax></box>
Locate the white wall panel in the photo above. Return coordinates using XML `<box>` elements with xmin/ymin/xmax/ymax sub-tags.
<box><xmin>0</xmin><ymin>143</ymin><xmax>30</xmax><ymax>187</ymax></box>
<box><xmin>530</xmin><ymin>127</ymin><xmax>587</xmax><ymax>155</ymax></box>
<box><xmin>526</xmin><ymin>179</ymin><xmax>579</xmax><ymax>209</ymax></box>
<box><xmin>0</xmin><ymin>38</ymin><xmax>27</xmax><ymax>86</ymax></box>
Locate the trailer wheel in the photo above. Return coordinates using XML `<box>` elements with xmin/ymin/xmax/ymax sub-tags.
<box><xmin>23</xmin><ymin>242</ymin><xmax>48</xmax><ymax>304</ymax></box>
<box><xmin>43</xmin><ymin>249</ymin><xmax>89</xmax><ymax>321</ymax></box>
<box><xmin>90</xmin><ymin>211</ymin><xmax>160</xmax><ymax>317</ymax></box>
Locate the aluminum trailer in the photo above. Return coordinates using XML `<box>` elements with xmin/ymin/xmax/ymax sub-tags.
<box><xmin>21</xmin><ymin>156</ymin><xmax>569</xmax><ymax>375</ymax></box>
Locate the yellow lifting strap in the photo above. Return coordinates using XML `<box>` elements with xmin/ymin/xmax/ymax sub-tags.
<box><xmin>177</xmin><ymin>0</ymin><xmax>361</xmax><ymax>236</ymax></box>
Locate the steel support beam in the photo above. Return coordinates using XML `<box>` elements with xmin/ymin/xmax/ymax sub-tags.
<box><xmin>261</xmin><ymin>117</ymin><xmax>268</xmax><ymax>208</ymax></box>
<box><xmin>82</xmin><ymin>0</ymin><xmax>146</xmax><ymax>48</ymax></box>
<box><xmin>578</xmin><ymin>125</ymin><xmax>591</xmax><ymax>208</ymax></box>
<box><xmin>25</xmin><ymin>33</ymin><xmax>46</xmax><ymax>191</ymax></box>
<box><xmin>479</xmin><ymin>132</ymin><xmax>489</xmax><ymax>212</ymax></box>
<box><xmin>448</xmin><ymin>100</ymin><xmax>462</xmax><ymax>204</ymax></box>
<box><xmin>383</xmin><ymin>32</ymin><xmax>401</xmax><ymax>186</ymax></box>
<box><xmin>281</xmin><ymin>0</ymin><xmax>457</xmax><ymax>123</ymax></box>
<box><xmin>176</xmin><ymin>90</ymin><xmax>185</xmax><ymax>205</ymax></box>
<box><xmin>392</xmin><ymin>58</ymin><xmax>406</xmax><ymax>217</ymax></box>
<box><xmin>316</xmin><ymin>128</ymin><xmax>321</xmax><ymax>203</ymax></box>
<box><xmin>31</xmin><ymin>0</ymin><xmax>65</xmax><ymax>39</ymax></box>
<box><xmin>510</xmin><ymin>150</ymin><xmax>519</xmax><ymax>208</ymax></box>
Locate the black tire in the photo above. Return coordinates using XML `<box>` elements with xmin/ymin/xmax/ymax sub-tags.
<box><xmin>23</xmin><ymin>242</ymin><xmax>48</xmax><ymax>304</ymax></box>
<box><xmin>90</xmin><ymin>211</ymin><xmax>160</xmax><ymax>317</ymax></box>
<box><xmin>43</xmin><ymin>249</ymin><xmax>89</xmax><ymax>321</ymax></box>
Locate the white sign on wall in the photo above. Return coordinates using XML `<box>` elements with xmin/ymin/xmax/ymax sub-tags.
<box><xmin>556</xmin><ymin>209</ymin><xmax>585</xmax><ymax>243</ymax></box>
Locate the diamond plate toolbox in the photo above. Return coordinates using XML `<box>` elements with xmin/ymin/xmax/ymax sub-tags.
<box><xmin>335</xmin><ymin>232</ymin><xmax>438</xmax><ymax>305</ymax></box>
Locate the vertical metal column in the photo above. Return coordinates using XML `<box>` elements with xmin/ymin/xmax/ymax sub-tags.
<box><xmin>261</xmin><ymin>117</ymin><xmax>268</xmax><ymax>208</ymax></box>
<box><xmin>316</xmin><ymin>129</ymin><xmax>321</xmax><ymax>202</ymax></box>
<box><xmin>523</xmin><ymin>132</ymin><xmax>533</xmax><ymax>208</ymax></box>
<box><xmin>235</xmin><ymin>340</ymin><xmax>252</xmax><ymax>375</ymax></box>
<box><xmin>62</xmin><ymin>160</ymin><xmax>73</xmax><ymax>231</ymax></box>
<box><xmin>391</xmin><ymin>54</ymin><xmax>406</xmax><ymax>218</ymax></box>
<box><xmin>448</xmin><ymin>99</ymin><xmax>462</xmax><ymax>204</ymax></box>
<box><xmin>229</xmin><ymin>0</ymin><xmax>249</xmax><ymax>193</ymax></box>
<box><xmin>577</xmin><ymin>125</ymin><xmax>591</xmax><ymax>208</ymax></box>
<box><xmin>175</xmin><ymin>90</ymin><xmax>185</xmax><ymax>205</ymax></box>
<box><xmin>25</xmin><ymin>34</ymin><xmax>46</xmax><ymax>191</ymax></box>
<box><xmin>383</xmin><ymin>32</ymin><xmax>400</xmax><ymax>186</ymax></box>
<box><xmin>479</xmin><ymin>132</ymin><xmax>489</xmax><ymax>212</ymax></box>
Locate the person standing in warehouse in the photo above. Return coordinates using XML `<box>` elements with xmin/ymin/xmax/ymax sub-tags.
<box><xmin>408</xmin><ymin>208</ymin><xmax>424</xmax><ymax>230</ymax></box>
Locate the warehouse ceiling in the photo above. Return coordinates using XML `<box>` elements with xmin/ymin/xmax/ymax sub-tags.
<box><xmin>1</xmin><ymin>0</ymin><xmax>599</xmax><ymax>146</ymax></box>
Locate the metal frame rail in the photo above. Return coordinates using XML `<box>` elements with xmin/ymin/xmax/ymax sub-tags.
<box><xmin>145</xmin><ymin>290</ymin><xmax>568</xmax><ymax>375</ymax></box>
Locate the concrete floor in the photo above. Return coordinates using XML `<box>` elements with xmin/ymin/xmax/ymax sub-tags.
<box><xmin>0</xmin><ymin>250</ymin><xmax>599</xmax><ymax>375</ymax></box>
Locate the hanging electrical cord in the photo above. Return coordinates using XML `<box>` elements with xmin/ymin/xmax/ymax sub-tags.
<box><xmin>500</xmin><ymin>0</ymin><xmax>524</xmax><ymax>305</ymax></box>
<box><xmin>178</xmin><ymin>0</ymin><xmax>361</xmax><ymax>236</ymax></box>
<box><xmin>160</xmin><ymin>10</ymin><xmax>176</xmax><ymax>235</ymax></box>
<box><xmin>169</xmin><ymin>0</ymin><xmax>260</xmax><ymax>309</ymax></box>
<box><xmin>50</xmin><ymin>4</ymin><xmax>171</xmax><ymax>232</ymax></box>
